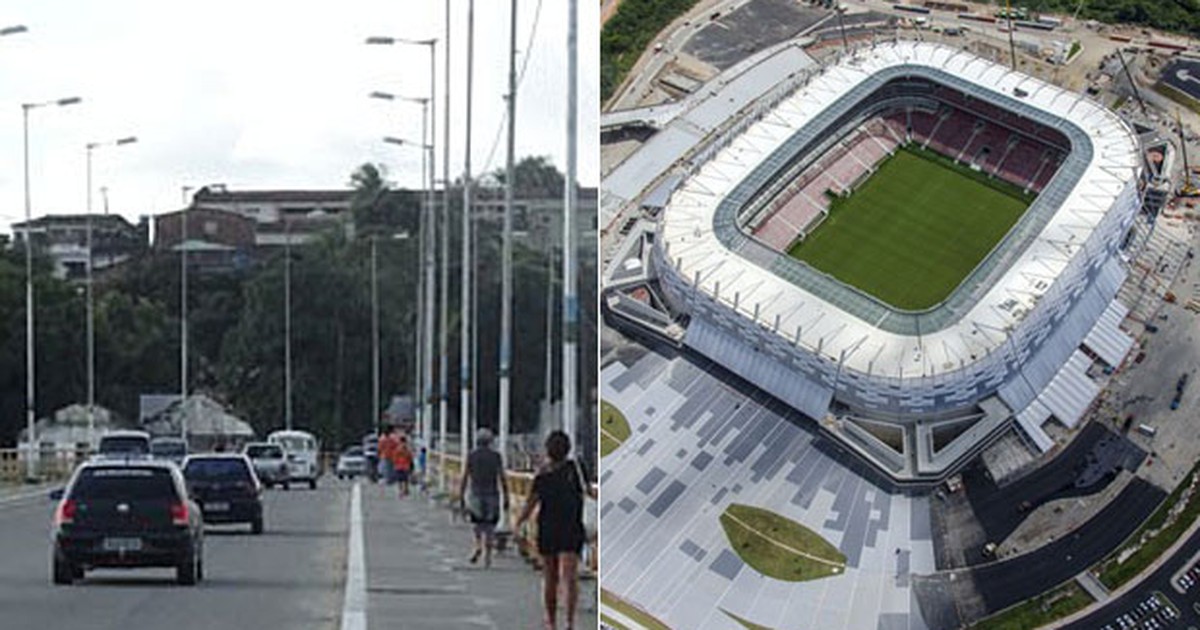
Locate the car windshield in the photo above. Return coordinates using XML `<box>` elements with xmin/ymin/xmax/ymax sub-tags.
<box><xmin>245</xmin><ymin>445</ymin><xmax>283</xmax><ymax>459</ymax></box>
<box><xmin>150</xmin><ymin>441</ymin><xmax>186</xmax><ymax>456</ymax></box>
<box><xmin>71</xmin><ymin>467</ymin><xmax>177</xmax><ymax>500</ymax></box>
<box><xmin>343</xmin><ymin>446</ymin><xmax>364</xmax><ymax>457</ymax></box>
<box><xmin>184</xmin><ymin>458</ymin><xmax>252</xmax><ymax>481</ymax></box>
<box><xmin>99</xmin><ymin>436</ymin><xmax>149</xmax><ymax>454</ymax></box>
<box><xmin>274</xmin><ymin>436</ymin><xmax>312</xmax><ymax>452</ymax></box>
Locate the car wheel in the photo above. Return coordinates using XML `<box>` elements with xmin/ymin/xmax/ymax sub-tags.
<box><xmin>196</xmin><ymin>552</ymin><xmax>204</xmax><ymax>582</ymax></box>
<box><xmin>252</xmin><ymin>516</ymin><xmax>264</xmax><ymax>535</ymax></box>
<box><xmin>282</xmin><ymin>481</ymin><xmax>290</xmax><ymax>491</ymax></box>
<box><xmin>177</xmin><ymin>548</ymin><xmax>199</xmax><ymax>586</ymax></box>
<box><xmin>265</xmin><ymin>481</ymin><xmax>273</xmax><ymax>490</ymax></box>
<box><xmin>337</xmin><ymin>474</ymin><xmax>344</xmax><ymax>480</ymax></box>
<box><xmin>309</xmin><ymin>478</ymin><xmax>317</xmax><ymax>490</ymax></box>
<box><xmin>52</xmin><ymin>553</ymin><xmax>74</xmax><ymax>585</ymax></box>
<box><xmin>72</xmin><ymin>564</ymin><xmax>85</xmax><ymax>580</ymax></box>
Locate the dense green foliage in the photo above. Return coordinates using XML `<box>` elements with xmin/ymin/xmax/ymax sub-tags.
<box><xmin>1032</xmin><ymin>0</ymin><xmax>1200</xmax><ymax>38</ymax></box>
<box><xmin>0</xmin><ymin>158</ymin><xmax>596</xmax><ymax>455</ymax></box>
<box><xmin>600</xmin><ymin>0</ymin><xmax>700</xmax><ymax>101</ymax></box>
<box><xmin>788</xmin><ymin>146</ymin><xmax>1030</xmax><ymax>310</ymax></box>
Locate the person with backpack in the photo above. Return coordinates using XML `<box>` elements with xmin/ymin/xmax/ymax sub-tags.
<box><xmin>515</xmin><ymin>430</ymin><xmax>595</xmax><ymax>630</ymax></box>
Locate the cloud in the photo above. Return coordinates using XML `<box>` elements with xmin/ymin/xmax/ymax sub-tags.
<box><xmin>0</xmin><ymin>0</ymin><xmax>599</xmax><ymax>228</ymax></box>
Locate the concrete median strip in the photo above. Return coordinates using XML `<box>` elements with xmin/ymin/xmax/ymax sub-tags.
<box><xmin>341</xmin><ymin>482</ymin><xmax>367</xmax><ymax>630</ymax></box>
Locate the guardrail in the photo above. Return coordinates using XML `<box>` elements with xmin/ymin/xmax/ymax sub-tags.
<box><xmin>0</xmin><ymin>447</ymin><xmax>88</xmax><ymax>483</ymax></box>
<box><xmin>427</xmin><ymin>452</ymin><xmax>598</xmax><ymax>574</ymax></box>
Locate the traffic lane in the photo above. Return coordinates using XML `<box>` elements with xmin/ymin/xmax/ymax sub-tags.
<box><xmin>1064</xmin><ymin>519</ymin><xmax>1200</xmax><ymax>629</ymax></box>
<box><xmin>971</xmin><ymin>476</ymin><xmax>1165</xmax><ymax>612</ymax></box>
<box><xmin>0</xmin><ymin>482</ymin><xmax>348</xmax><ymax>630</ymax></box>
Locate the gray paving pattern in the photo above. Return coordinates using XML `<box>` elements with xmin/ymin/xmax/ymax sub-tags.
<box><xmin>601</xmin><ymin>351</ymin><xmax>935</xmax><ymax>630</ymax></box>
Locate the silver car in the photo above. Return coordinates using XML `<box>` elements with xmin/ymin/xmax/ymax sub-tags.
<box><xmin>336</xmin><ymin>446</ymin><xmax>367</xmax><ymax>480</ymax></box>
<box><xmin>242</xmin><ymin>442</ymin><xmax>289</xmax><ymax>490</ymax></box>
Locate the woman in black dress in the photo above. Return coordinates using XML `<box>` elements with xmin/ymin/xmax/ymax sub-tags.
<box><xmin>516</xmin><ymin>430</ymin><xmax>595</xmax><ymax>630</ymax></box>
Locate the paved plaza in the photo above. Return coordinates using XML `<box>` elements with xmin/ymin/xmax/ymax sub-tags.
<box><xmin>600</xmin><ymin>347</ymin><xmax>935</xmax><ymax>630</ymax></box>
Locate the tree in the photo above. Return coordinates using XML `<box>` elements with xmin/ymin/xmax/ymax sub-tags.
<box><xmin>482</xmin><ymin>156</ymin><xmax>566</xmax><ymax>199</ymax></box>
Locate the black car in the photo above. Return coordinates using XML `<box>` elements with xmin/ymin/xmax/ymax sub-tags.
<box><xmin>183</xmin><ymin>454</ymin><xmax>264</xmax><ymax>534</ymax></box>
<box><xmin>51</xmin><ymin>459</ymin><xmax>204</xmax><ymax>585</ymax></box>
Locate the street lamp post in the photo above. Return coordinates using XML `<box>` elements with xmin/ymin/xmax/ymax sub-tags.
<box><xmin>85</xmin><ymin>135</ymin><xmax>137</xmax><ymax>449</ymax></box>
<box><xmin>180</xmin><ymin>185</ymin><xmax>192</xmax><ymax>440</ymax></box>
<box><xmin>370</xmin><ymin>232</ymin><xmax>410</xmax><ymax>439</ymax></box>
<box><xmin>22</xmin><ymin>95</ymin><xmax>82</xmax><ymax>481</ymax></box>
<box><xmin>381</xmin><ymin>134</ymin><xmax>433</xmax><ymax>442</ymax></box>
<box><xmin>371</xmin><ymin>91</ymin><xmax>434</xmax><ymax>451</ymax></box>
<box><xmin>498</xmin><ymin>0</ymin><xmax>519</xmax><ymax>466</ymax></box>
<box><xmin>366</xmin><ymin>33</ymin><xmax>438</xmax><ymax>465</ymax></box>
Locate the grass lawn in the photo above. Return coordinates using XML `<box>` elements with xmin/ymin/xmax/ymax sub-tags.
<box><xmin>788</xmin><ymin>146</ymin><xmax>1032</xmax><ymax>310</ymax></box>
<box><xmin>719</xmin><ymin>503</ymin><xmax>846</xmax><ymax>582</ymax></box>
<box><xmin>969</xmin><ymin>581</ymin><xmax>1094</xmax><ymax>630</ymax></box>
<box><xmin>601</xmin><ymin>589</ymin><xmax>673</xmax><ymax>630</ymax></box>
<box><xmin>601</xmin><ymin>400</ymin><xmax>631</xmax><ymax>457</ymax></box>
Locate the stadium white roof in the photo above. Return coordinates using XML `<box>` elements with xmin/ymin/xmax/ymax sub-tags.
<box><xmin>659</xmin><ymin>41</ymin><xmax>1140</xmax><ymax>379</ymax></box>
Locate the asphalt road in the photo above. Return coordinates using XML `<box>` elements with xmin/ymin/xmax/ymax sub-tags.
<box><xmin>971</xmin><ymin>477</ymin><xmax>1166</xmax><ymax>613</ymax></box>
<box><xmin>0</xmin><ymin>482</ymin><xmax>349</xmax><ymax>630</ymax></box>
<box><xmin>1064</xmin><ymin>518</ymin><xmax>1200</xmax><ymax>630</ymax></box>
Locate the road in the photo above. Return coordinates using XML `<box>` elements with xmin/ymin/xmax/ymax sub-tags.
<box><xmin>0</xmin><ymin>477</ymin><xmax>594</xmax><ymax>630</ymax></box>
<box><xmin>0</xmin><ymin>481</ymin><xmax>348</xmax><ymax>630</ymax></box>
<box><xmin>1063</xmin><ymin>518</ymin><xmax>1200</xmax><ymax>629</ymax></box>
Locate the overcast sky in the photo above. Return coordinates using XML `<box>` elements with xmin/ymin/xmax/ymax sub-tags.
<box><xmin>0</xmin><ymin>0</ymin><xmax>599</xmax><ymax>229</ymax></box>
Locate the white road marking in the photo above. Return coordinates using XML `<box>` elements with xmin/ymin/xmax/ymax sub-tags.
<box><xmin>341</xmin><ymin>482</ymin><xmax>367</xmax><ymax>630</ymax></box>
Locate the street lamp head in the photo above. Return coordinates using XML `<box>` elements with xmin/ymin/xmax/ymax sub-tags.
<box><xmin>365</xmin><ymin>36</ymin><xmax>395</xmax><ymax>45</ymax></box>
<box><xmin>56</xmin><ymin>96</ymin><xmax>82</xmax><ymax>107</ymax></box>
<box><xmin>369</xmin><ymin>91</ymin><xmax>395</xmax><ymax>101</ymax></box>
<box><xmin>382</xmin><ymin>136</ymin><xmax>407</xmax><ymax>147</ymax></box>
<box><xmin>116</xmin><ymin>136</ymin><xmax>138</xmax><ymax>145</ymax></box>
<box><xmin>0</xmin><ymin>25</ymin><xmax>28</xmax><ymax>37</ymax></box>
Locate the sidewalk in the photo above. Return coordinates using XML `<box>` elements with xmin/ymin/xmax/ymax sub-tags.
<box><xmin>361</xmin><ymin>482</ymin><xmax>598</xmax><ymax>629</ymax></box>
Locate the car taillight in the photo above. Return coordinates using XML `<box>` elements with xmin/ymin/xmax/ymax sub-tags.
<box><xmin>54</xmin><ymin>499</ymin><xmax>76</xmax><ymax>526</ymax></box>
<box><xmin>170</xmin><ymin>501</ymin><xmax>189</xmax><ymax>526</ymax></box>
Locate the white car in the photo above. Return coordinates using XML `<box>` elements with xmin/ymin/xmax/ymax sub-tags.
<box><xmin>267</xmin><ymin>429</ymin><xmax>319</xmax><ymax>490</ymax></box>
<box><xmin>335</xmin><ymin>446</ymin><xmax>367</xmax><ymax>480</ymax></box>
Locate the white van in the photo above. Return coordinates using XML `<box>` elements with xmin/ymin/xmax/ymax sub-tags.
<box><xmin>267</xmin><ymin>429</ymin><xmax>320</xmax><ymax>489</ymax></box>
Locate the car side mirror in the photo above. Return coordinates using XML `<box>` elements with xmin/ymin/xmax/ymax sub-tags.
<box><xmin>48</xmin><ymin>488</ymin><xmax>64</xmax><ymax>501</ymax></box>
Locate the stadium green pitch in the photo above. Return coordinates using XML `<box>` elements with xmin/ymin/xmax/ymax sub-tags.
<box><xmin>787</xmin><ymin>146</ymin><xmax>1033</xmax><ymax>310</ymax></box>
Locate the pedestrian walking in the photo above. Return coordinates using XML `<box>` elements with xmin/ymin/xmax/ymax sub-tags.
<box><xmin>377</xmin><ymin>425</ymin><xmax>397</xmax><ymax>485</ymax></box>
<box><xmin>392</xmin><ymin>434</ymin><xmax>413</xmax><ymax>498</ymax></box>
<box><xmin>515</xmin><ymin>430</ymin><xmax>595</xmax><ymax>630</ymax></box>
<box><xmin>458</xmin><ymin>428</ymin><xmax>508</xmax><ymax>568</ymax></box>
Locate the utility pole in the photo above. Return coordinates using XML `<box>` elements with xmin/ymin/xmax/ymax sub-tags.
<box><xmin>371</xmin><ymin>236</ymin><xmax>380</xmax><ymax>435</ymax></box>
<box><xmin>498</xmin><ymin>0</ymin><xmax>518</xmax><ymax>463</ymax></box>
<box><xmin>424</xmin><ymin>38</ymin><xmax>438</xmax><ymax>473</ymax></box>
<box><xmin>439</xmin><ymin>0</ymin><xmax>452</xmax><ymax>492</ymax></box>
<box><xmin>284</xmin><ymin>218</ymin><xmax>293</xmax><ymax>431</ymax></box>
<box><xmin>180</xmin><ymin>185</ymin><xmax>191</xmax><ymax>440</ymax></box>
<box><xmin>460</xmin><ymin>0</ymin><xmax>475</xmax><ymax>467</ymax></box>
<box><xmin>562</xmin><ymin>0</ymin><xmax>578</xmax><ymax>443</ymax></box>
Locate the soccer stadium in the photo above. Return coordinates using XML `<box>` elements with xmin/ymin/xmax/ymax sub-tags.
<box><xmin>639</xmin><ymin>41</ymin><xmax>1142</xmax><ymax>483</ymax></box>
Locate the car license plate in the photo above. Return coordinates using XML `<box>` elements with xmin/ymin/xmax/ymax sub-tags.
<box><xmin>205</xmin><ymin>501</ymin><xmax>230</xmax><ymax>512</ymax></box>
<box><xmin>102</xmin><ymin>537</ymin><xmax>142</xmax><ymax>552</ymax></box>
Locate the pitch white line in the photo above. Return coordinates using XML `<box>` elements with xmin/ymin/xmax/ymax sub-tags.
<box><xmin>341</xmin><ymin>482</ymin><xmax>367</xmax><ymax>630</ymax></box>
